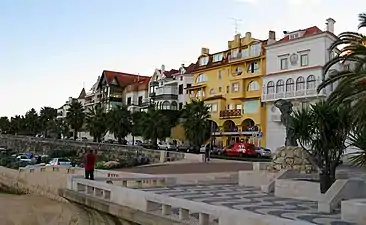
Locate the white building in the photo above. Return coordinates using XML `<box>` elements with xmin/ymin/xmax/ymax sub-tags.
<box><xmin>262</xmin><ymin>18</ymin><xmax>342</xmax><ymax>151</ymax></box>
<box><xmin>124</xmin><ymin>78</ymin><xmax>150</xmax><ymax>113</ymax></box>
<box><xmin>57</xmin><ymin>97</ymin><xmax>76</xmax><ymax>119</ymax></box>
<box><xmin>148</xmin><ymin>63</ymin><xmax>195</xmax><ymax>110</ymax></box>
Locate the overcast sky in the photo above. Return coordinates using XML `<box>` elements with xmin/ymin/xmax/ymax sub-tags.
<box><xmin>0</xmin><ymin>0</ymin><xmax>363</xmax><ymax>117</ymax></box>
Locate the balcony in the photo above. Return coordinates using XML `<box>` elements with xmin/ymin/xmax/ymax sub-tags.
<box><xmin>155</xmin><ymin>86</ymin><xmax>178</xmax><ymax>96</ymax></box>
<box><xmin>228</xmin><ymin>51</ymin><xmax>261</xmax><ymax>63</ymax></box>
<box><xmin>261</xmin><ymin>89</ymin><xmax>325</xmax><ymax>102</ymax></box>
<box><xmin>219</xmin><ymin>109</ymin><xmax>242</xmax><ymax>118</ymax></box>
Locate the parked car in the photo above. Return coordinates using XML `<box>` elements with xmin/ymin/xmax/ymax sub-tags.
<box><xmin>255</xmin><ymin>147</ymin><xmax>272</xmax><ymax>158</ymax></box>
<box><xmin>158</xmin><ymin>142</ymin><xmax>177</xmax><ymax>151</ymax></box>
<box><xmin>141</xmin><ymin>142</ymin><xmax>154</xmax><ymax>149</ymax></box>
<box><xmin>222</xmin><ymin>142</ymin><xmax>257</xmax><ymax>157</ymax></box>
<box><xmin>16</xmin><ymin>154</ymin><xmax>32</xmax><ymax>162</ymax></box>
<box><xmin>199</xmin><ymin>144</ymin><xmax>222</xmax><ymax>154</ymax></box>
<box><xmin>177</xmin><ymin>143</ymin><xmax>192</xmax><ymax>152</ymax></box>
<box><xmin>47</xmin><ymin>158</ymin><xmax>72</xmax><ymax>167</ymax></box>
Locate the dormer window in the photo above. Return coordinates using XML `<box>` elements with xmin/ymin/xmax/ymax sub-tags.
<box><xmin>231</xmin><ymin>49</ymin><xmax>239</xmax><ymax>58</ymax></box>
<box><xmin>213</xmin><ymin>53</ymin><xmax>223</xmax><ymax>63</ymax></box>
<box><xmin>289</xmin><ymin>33</ymin><xmax>299</xmax><ymax>40</ymax></box>
<box><xmin>199</xmin><ymin>56</ymin><xmax>209</xmax><ymax>66</ymax></box>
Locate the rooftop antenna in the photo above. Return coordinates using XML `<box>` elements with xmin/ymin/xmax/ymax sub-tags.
<box><xmin>230</xmin><ymin>17</ymin><xmax>242</xmax><ymax>34</ymax></box>
<box><xmin>82</xmin><ymin>81</ymin><xmax>85</xmax><ymax>89</ymax></box>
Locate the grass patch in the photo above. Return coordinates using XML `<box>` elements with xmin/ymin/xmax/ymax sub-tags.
<box><xmin>211</xmin><ymin>155</ymin><xmax>271</xmax><ymax>162</ymax></box>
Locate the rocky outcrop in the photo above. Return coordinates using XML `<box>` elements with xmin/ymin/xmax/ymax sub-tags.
<box><xmin>267</xmin><ymin>146</ymin><xmax>317</xmax><ymax>173</ymax></box>
<box><xmin>0</xmin><ymin>134</ymin><xmax>185</xmax><ymax>163</ymax></box>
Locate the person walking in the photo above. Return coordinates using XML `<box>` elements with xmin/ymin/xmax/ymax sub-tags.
<box><xmin>84</xmin><ymin>149</ymin><xmax>96</xmax><ymax>180</ymax></box>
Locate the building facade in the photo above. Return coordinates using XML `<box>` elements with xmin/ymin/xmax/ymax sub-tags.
<box><xmin>262</xmin><ymin>18</ymin><xmax>341</xmax><ymax>151</ymax></box>
<box><xmin>123</xmin><ymin>78</ymin><xmax>150</xmax><ymax>113</ymax></box>
<box><xmin>189</xmin><ymin>32</ymin><xmax>271</xmax><ymax>147</ymax></box>
<box><xmin>148</xmin><ymin>63</ymin><xmax>195</xmax><ymax>111</ymax></box>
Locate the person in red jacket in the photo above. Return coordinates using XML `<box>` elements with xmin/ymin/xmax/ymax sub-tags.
<box><xmin>84</xmin><ymin>149</ymin><xmax>96</xmax><ymax>180</ymax></box>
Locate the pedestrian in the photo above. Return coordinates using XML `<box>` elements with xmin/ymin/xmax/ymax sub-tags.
<box><xmin>84</xmin><ymin>149</ymin><xmax>96</xmax><ymax>180</ymax></box>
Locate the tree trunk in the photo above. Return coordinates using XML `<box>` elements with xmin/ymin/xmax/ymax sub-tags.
<box><xmin>73</xmin><ymin>129</ymin><xmax>77</xmax><ymax>140</ymax></box>
<box><xmin>132</xmin><ymin>136</ymin><xmax>135</xmax><ymax>145</ymax></box>
<box><xmin>117</xmin><ymin>136</ymin><xmax>122</xmax><ymax>144</ymax></box>
<box><xmin>93</xmin><ymin>136</ymin><xmax>97</xmax><ymax>142</ymax></box>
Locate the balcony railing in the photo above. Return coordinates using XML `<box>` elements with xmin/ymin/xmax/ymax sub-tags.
<box><xmin>228</xmin><ymin>51</ymin><xmax>261</xmax><ymax>63</ymax></box>
<box><xmin>219</xmin><ymin>109</ymin><xmax>242</xmax><ymax>118</ymax></box>
<box><xmin>261</xmin><ymin>89</ymin><xmax>325</xmax><ymax>102</ymax></box>
<box><xmin>155</xmin><ymin>86</ymin><xmax>178</xmax><ymax>96</ymax></box>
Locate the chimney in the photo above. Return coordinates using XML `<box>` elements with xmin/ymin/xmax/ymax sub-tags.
<box><xmin>161</xmin><ymin>64</ymin><xmax>165</xmax><ymax>72</ymax></box>
<box><xmin>201</xmin><ymin>47</ymin><xmax>209</xmax><ymax>55</ymax></box>
<box><xmin>245</xmin><ymin>32</ymin><xmax>251</xmax><ymax>39</ymax></box>
<box><xmin>326</xmin><ymin>18</ymin><xmax>336</xmax><ymax>33</ymax></box>
<box><xmin>268</xmin><ymin>31</ymin><xmax>276</xmax><ymax>44</ymax></box>
<box><xmin>181</xmin><ymin>63</ymin><xmax>185</xmax><ymax>68</ymax></box>
<box><xmin>234</xmin><ymin>33</ymin><xmax>241</xmax><ymax>44</ymax></box>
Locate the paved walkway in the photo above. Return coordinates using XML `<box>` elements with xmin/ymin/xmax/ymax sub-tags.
<box><xmin>120</xmin><ymin>161</ymin><xmax>253</xmax><ymax>174</ymax></box>
<box><xmin>138</xmin><ymin>184</ymin><xmax>354</xmax><ymax>225</ymax></box>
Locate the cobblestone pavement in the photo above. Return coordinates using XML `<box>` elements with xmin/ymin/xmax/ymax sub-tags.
<box><xmin>138</xmin><ymin>184</ymin><xmax>355</xmax><ymax>225</ymax></box>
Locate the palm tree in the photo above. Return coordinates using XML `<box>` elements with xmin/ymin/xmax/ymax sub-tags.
<box><xmin>85</xmin><ymin>104</ymin><xmax>108</xmax><ymax>142</ymax></box>
<box><xmin>139</xmin><ymin>109</ymin><xmax>171</xmax><ymax>148</ymax></box>
<box><xmin>318</xmin><ymin>13</ymin><xmax>366</xmax><ymax>125</ymax></box>
<box><xmin>293</xmin><ymin>101</ymin><xmax>352</xmax><ymax>193</ymax></box>
<box><xmin>107</xmin><ymin>106</ymin><xmax>131</xmax><ymax>144</ymax></box>
<box><xmin>347</xmin><ymin>125</ymin><xmax>366</xmax><ymax>167</ymax></box>
<box><xmin>182</xmin><ymin>100</ymin><xmax>211</xmax><ymax>149</ymax></box>
<box><xmin>66</xmin><ymin>101</ymin><xmax>85</xmax><ymax>140</ymax></box>
<box><xmin>39</xmin><ymin>107</ymin><xmax>57</xmax><ymax>137</ymax></box>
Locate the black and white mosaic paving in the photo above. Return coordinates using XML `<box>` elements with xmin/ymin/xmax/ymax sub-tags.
<box><xmin>138</xmin><ymin>184</ymin><xmax>355</xmax><ymax>225</ymax></box>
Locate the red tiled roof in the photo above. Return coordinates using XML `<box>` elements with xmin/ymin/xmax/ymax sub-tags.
<box><xmin>275</xmin><ymin>26</ymin><xmax>323</xmax><ymax>44</ymax></box>
<box><xmin>183</xmin><ymin>63</ymin><xmax>196</xmax><ymax>74</ymax></box>
<box><xmin>159</xmin><ymin>69</ymin><xmax>179</xmax><ymax>78</ymax></box>
<box><xmin>125</xmin><ymin>77</ymin><xmax>151</xmax><ymax>92</ymax></box>
<box><xmin>102</xmin><ymin>70</ymin><xmax>150</xmax><ymax>87</ymax></box>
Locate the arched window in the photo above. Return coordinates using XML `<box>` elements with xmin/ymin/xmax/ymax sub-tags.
<box><xmin>248</xmin><ymin>81</ymin><xmax>260</xmax><ymax>91</ymax></box>
<box><xmin>162</xmin><ymin>101</ymin><xmax>170</xmax><ymax>110</ymax></box>
<box><xmin>267</xmin><ymin>81</ymin><xmax>275</xmax><ymax>94</ymax></box>
<box><xmin>286</xmin><ymin>78</ymin><xmax>294</xmax><ymax>92</ymax></box>
<box><xmin>171</xmin><ymin>101</ymin><xmax>178</xmax><ymax>110</ymax></box>
<box><xmin>296</xmin><ymin>76</ymin><xmax>305</xmax><ymax>90</ymax></box>
<box><xmin>276</xmin><ymin>80</ymin><xmax>285</xmax><ymax>93</ymax></box>
<box><xmin>209</xmin><ymin>88</ymin><xmax>215</xmax><ymax>95</ymax></box>
<box><xmin>196</xmin><ymin>74</ymin><xmax>207</xmax><ymax>83</ymax></box>
<box><xmin>306</xmin><ymin>75</ymin><xmax>316</xmax><ymax>89</ymax></box>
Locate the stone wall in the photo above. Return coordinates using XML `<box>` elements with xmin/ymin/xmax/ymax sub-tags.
<box><xmin>267</xmin><ymin>146</ymin><xmax>317</xmax><ymax>173</ymax></box>
<box><xmin>0</xmin><ymin>135</ymin><xmax>185</xmax><ymax>163</ymax></box>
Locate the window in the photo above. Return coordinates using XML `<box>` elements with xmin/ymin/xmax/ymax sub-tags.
<box><xmin>248</xmin><ymin>81</ymin><xmax>260</xmax><ymax>91</ymax></box>
<box><xmin>231</xmin><ymin>48</ymin><xmax>239</xmax><ymax>58</ymax></box>
<box><xmin>286</xmin><ymin>78</ymin><xmax>294</xmax><ymax>92</ymax></box>
<box><xmin>241</xmin><ymin>48</ymin><xmax>249</xmax><ymax>58</ymax></box>
<box><xmin>236</xmin><ymin>104</ymin><xmax>242</xmax><ymax>110</ymax></box>
<box><xmin>196</xmin><ymin>90</ymin><xmax>205</xmax><ymax>98</ymax></box>
<box><xmin>276</xmin><ymin>80</ymin><xmax>285</xmax><ymax>93</ymax></box>
<box><xmin>249</xmin><ymin>43</ymin><xmax>261</xmax><ymax>57</ymax></box>
<box><xmin>179</xmin><ymin>103</ymin><xmax>183</xmax><ymax>110</ymax></box>
<box><xmin>209</xmin><ymin>88</ymin><xmax>215</xmax><ymax>95</ymax></box>
<box><xmin>232</xmin><ymin>83</ymin><xmax>239</xmax><ymax>92</ymax></box>
<box><xmin>218</xmin><ymin>87</ymin><xmax>222</xmax><ymax>92</ymax></box>
<box><xmin>247</xmin><ymin>61</ymin><xmax>259</xmax><ymax>73</ymax></box>
<box><xmin>267</xmin><ymin>81</ymin><xmax>275</xmax><ymax>94</ymax></box>
<box><xmin>218</xmin><ymin>70</ymin><xmax>222</xmax><ymax>80</ymax></box>
<box><xmin>162</xmin><ymin>101</ymin><xmax>170</xmax><ymax>110</ymax></box>
<box><xmin>127</xmin><ymin>97</ymin><xmax>131</xmax><ymax>105</ymax></box>
<box><xmin>180</xmin><ymin>76</ymin><xmax>183</xmax><ymax>81</ymax></box>
<box><xmin>280</xmin><ymin>58</ymin><xmax>288</xmax><ymax>70</ymax></box>
<box><xmin>296</xmin><ymin>76</ymin><xmax>305</xmax><ymax>90</ymax></box>
<box><xmin>171</xmin><ymin>101</ymin><xmax>178</xmax><ymax>110</ymax></box>
<box><xmin>186</xmin><ymin>84</ymin><xmax>191</xmax><ymax>94</ymax></box>
<box><xmin>210</xmin><ymin>103</ymin><xmax>218</xmax><ymax>112</ymax></box>
<box><xmin>178</xmin><ymin>84</ymin><xmax>183</xmax><ymax>94</ymax></box>
<box><xmin>138</xmin><ymin>96</ymin><xmax>143</xmax><ymax>105</ymax></box>
<box><xmin>306</xmin><ymin>75</ymin><xmax>316</xmax><ymax>89</ymax></box>
<box><xmin>196</xmin><ymin>74</ymin><xmax>207</xmax><ymax>83</ymax></box>
<box><xmin>235</xmin><ymin>67</ymin><xmax>243</xmax><ymax>74</ymax></box>
<box><xmin>289</xmin><ymin>33</ymin><xmax>299</xmax><ymax>39</ymax></box>
<box><xmin>243</xmin><ymin>100</ymin><xmax>259</xmax><ymax>114</ymax></box>
<box><xmin>199</xmin><ymin>56</ymin><xmax>209</xmax><ymax>66</ymax></box>
<box><xmin>226</xmin><ymin>85</ymin><xmax>229</xmax><ymax>93</ymax></box>
<box><xmin>301</xmin><ymin>54</ymin><xmax>308</xmax><ymax>66</ymax></box>
<box><xmin>213</xmin><ymin>53</ymin><xmax>223</xmax><ymax>62</ymax></box>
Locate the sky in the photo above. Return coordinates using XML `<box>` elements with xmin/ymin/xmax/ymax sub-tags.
<box><xmin>0</xmin><ymin>0</ymin><xmax>363</xmax><ymax>117</ymax></box>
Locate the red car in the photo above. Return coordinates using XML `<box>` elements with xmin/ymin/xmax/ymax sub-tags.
<box><xmin>222</xmin><ymin>142</ymin><xmax>257</xmax><ymax>157</ymax></box>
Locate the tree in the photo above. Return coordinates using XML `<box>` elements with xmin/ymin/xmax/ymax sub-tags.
<box><xmin>23</xmin><ymin>108</ymin><xmax>40</xmax><ymax>135</ymax></box>
<box><xmin>48</xmin><ymin>118</ymin><xmax>70</xmax><ymax>139</ymax></box>
<box><xmin>8</xmin><ymin>115</ymin><xmax>24</xmax><ymax>134</ymax></box>
<box><xmin>139</xmin><ymin>109</ymin><xmax>170</xmax><ymax>148</ymax></box>
<box><xmin>182</xmin><ymin>100</ymin><xmax>211</xmax><ymax>148</ymax></box>
<box><xmin>39</xmin><ymin>107</ymin><xmax>57</xmax><ymax>137</ymax></box>
<box><xmin>66</xmin><ymin>101</ymin><xmax>85</xmax><ymax>140</ymax></box>
<box><xmin>317</xmin><ymin>13</ymin><xmax>366</xmax><ymax>126</ymax></box>
<box><xmin>0</xmin><ymin>117</ymin><xmax>10</xmax><ymax>134</ymax></box>
<box><xmin>108</xmin><ymin>106</ymin><xmax>131</xmax><ymax>144</ymax></box>
<box><xmin>347</xmin><ymin>125</ymin><xmax>366</xmax><ymax>167</ymax></box>
<box><xmin>293</xmin><ymin>101</ymin><xmax>352</xmax><ymax>193</ymax></box>
<box><xmin>85</xmin><ymin>104</ymin><xmax>108</xmax><ymax>142</ymax></box>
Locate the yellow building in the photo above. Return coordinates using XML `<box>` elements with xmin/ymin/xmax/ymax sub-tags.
<box><xmin>188</xmin><ymin>32</ymin><xmax>268</xmax><ymax>147</ymax></box>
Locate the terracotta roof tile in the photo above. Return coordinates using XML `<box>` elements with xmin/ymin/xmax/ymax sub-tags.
<box><xmin>125</xmin><ymin>77</ymin><xmax>151</xmax><ymax>92</ymax></box>
<box><xmin>275</xmin><ymin>26</ymin><xmax>323</xmax><ymax>44</ymax></box>
<box><xmin>102</xmin><ymin>70</ymin><xmax>150</xmax><ymax>87</ymax></box>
